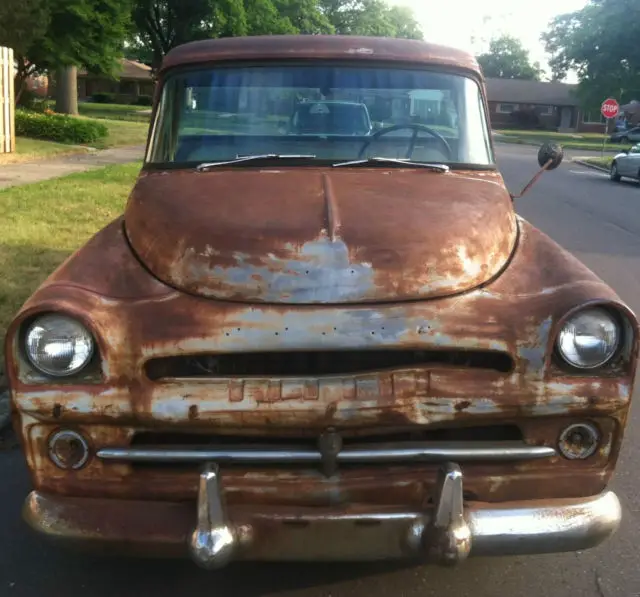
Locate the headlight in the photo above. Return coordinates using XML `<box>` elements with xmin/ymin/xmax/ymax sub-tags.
<box><xmin>25</xmin><ymin>314</ymin><xmax>94</xmax><ymax>377</ymax></box>
<box><xmin>556</xmin><ymin>308</ymin><xmax>620</xmax><ymax>369</ymax></box>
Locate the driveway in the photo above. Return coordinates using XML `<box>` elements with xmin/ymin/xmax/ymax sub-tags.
<box><xmin>0</xmin><ymin>145</ymin><xmax>145</xmax><ymax>189</ymax></box>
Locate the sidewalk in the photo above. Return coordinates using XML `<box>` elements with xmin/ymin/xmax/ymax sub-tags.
<box><xmin>0</xmin><ymin>145</ymin><xmax>145</xmax><ymax>190</ymax></box>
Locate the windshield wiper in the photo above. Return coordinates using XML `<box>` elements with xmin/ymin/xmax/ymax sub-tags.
<box><xmin>196</xmin><ymin>154</ymin><xmax>316</xmax><ymax>170</ymax></box>
<box><xmin>332</xmin><ymin>157</ymin><xmax>449</xmax><ymax>172</ymax></box>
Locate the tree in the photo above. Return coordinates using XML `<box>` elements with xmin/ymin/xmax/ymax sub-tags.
<box><xmin>39</xmin><ymin>0</ymin><xmax>133</xmax><ymax>114</ymax></box>
<box><xmin>129</xmin><ymin>0</ymin><xmax>421</xmax><ymax>71</ymax></box>
<box><xmin>0</xmin><ymin>0</ymin><xmax>132</xmax><ymax>113</ymax></box>
<box><xmin>244</xmin><ymin>0</ymin><xmax>296</xmax><ymax>35</ymax></box>
<box><xmin>385</xmin><ymin>5</ymin><xmax>422</xmax><ymax>40</ymax></box>
<box><xmin>132</xmin><ymin>0</ymin><xmax>247</xmax><ymax>71</ymax></box>
<box><xmin>319</xmin><ymin>0</ymin><xmax>422</xmax><ymax>39</ymax></box>
<box><xmin>543</xmin><ymin>0</ymin><xmax>640</xmax><ymax>110</ymax></box>
<box><xmin>477</xmin><ymin>35</ymin><xmax>543</xmax><ymax>80</ymax></box>
<box><xmin>273</xmin><ymin>0</ymin><xmax>333</xmax><ymax>34</ymax></box>
<box><xmin>0</xmin><ymin>0</ymin><xmax>50</xmax><ymax>103</ymax></box>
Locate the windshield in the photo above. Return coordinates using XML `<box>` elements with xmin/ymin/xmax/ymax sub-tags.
<box><xmin>147</xmin><ymin>64</ymin><xmax>494</xmax><ymax>167</ymax></box>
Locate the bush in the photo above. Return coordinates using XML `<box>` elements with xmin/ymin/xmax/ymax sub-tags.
<box><xmin>17</xmin><ymin>89</ymin><xmax>40</xmax><ymax>110</ymax></box>
<box><xmin>15</xmin><ymin>110</ymin><xmax>109</xmax><ymax>144</ymax></box>
<box><xmin>92</xmin><ymin>92</ymin><xmax>116</xmax><ymax>104</ymax></box>
<box><xmin>132</xmin><ymin>95</ymin><xmax>153</xmax><ymax>106</ymax></box>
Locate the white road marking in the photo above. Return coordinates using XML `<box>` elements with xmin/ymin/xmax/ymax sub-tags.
<box><xmin>568</xmin><ymin>169</ymin><xmax>609</xmax><ymax>177</ymax></box>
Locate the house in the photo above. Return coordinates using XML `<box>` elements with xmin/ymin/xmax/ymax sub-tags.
<box><xmin>485</xmin><ymin>77</ymin><xmax>609</xmax><ymax>133</ymax></box>
<box><xmin>77</xmin><ymin>59</ymin><xmax>155</xmax><ymax>103</ymax></box>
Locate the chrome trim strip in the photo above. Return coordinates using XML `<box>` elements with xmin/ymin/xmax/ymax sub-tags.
<box><xmin>97</xmin><ymin>441</ymin><xmax>555</xmax><ymax>464</ymax></box>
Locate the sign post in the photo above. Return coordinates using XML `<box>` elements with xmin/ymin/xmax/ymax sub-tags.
<box><xmin>600</xmin><ymin>98</ymin><xmax>620</xmax><ymax>157</ymax></box>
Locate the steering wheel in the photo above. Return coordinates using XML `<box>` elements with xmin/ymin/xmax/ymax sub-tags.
<box><xmin>358</xmin><ymin>123</ymin><xmax>453</xmax><ymax>160</ymax></box>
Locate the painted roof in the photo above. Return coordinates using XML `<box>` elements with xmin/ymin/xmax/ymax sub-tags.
<box><xmin>78</xmin><ymin>59</ymin><xmax>152</xmax><ymax>81</ymax></box>
<box><xmin>486</xmin><ymin>77</ymin><xmax>579</xmax><ymax>106</ymax></box>
<box><xmin>160</xmin><ymin>35</ymin><xmax>480</xmax><ymax>75</ymax></box>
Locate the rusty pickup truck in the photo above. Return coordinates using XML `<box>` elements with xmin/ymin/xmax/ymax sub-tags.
<box><xmin>5</xmin><ymin>35</ymin><xmax>637</xmax><ymax>569</ymax></box>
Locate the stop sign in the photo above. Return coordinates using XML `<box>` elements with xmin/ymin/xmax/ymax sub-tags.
<box><xmin>601</xmin><ymin>98</ymin><xmax>620</xmax><ymax>119</ymax></box>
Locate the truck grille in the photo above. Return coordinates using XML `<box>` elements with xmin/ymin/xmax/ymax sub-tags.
<box><xmin>145</xmin><ymin>349</ymin><xmax>514</xmax><ymax>380</ymax></box>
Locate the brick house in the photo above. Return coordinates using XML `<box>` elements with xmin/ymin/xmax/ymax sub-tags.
<box><xmin>485</xmin><ymin>77</ymin><xmax>613</xmax><ymax>133</ymax></box>
<box><xmin>77</xmin><ymin>59</ymin><xmax>155</xmax><ymax>103</ymax></box>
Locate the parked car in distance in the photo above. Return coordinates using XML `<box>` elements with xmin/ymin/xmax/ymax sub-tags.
<box><xmin>289</xmin><ymin>100</ymin><xmax>373</xmax><ymax>136</ymax></box>
<box><xmin>610</xmin><ymin>144</ymin><xmax>640</xmax><ymax>182</ymax></box>
<box><xmin>610</xmin><ymin>126</ymin><xmax>640</xmax><ymax>144</ymax></box>
<box><xmin>6</xmin><ymin>35</ymin><xmax>638</xmax><ymax>573</ymax></box>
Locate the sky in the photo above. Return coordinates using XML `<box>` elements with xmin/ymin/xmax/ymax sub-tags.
<box><xmin>389</xmin><ymin>0</ymin><xmax>589</xmax><ymax>81</ymax></box>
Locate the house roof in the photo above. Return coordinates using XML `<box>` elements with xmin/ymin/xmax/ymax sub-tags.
<box><xmin>485</xmin><ymin>77</ymin><xmax>579</xmax><ymax>106</ymax></box>
<box><xmin>160</xmin><ymin>35</ymin><xmax>480</xmax><ymax>76</ymax></box>
<box><xmin>78</xmin><ymin>59</ymin><xmax>152</xmax><ymax>81</ymax></box>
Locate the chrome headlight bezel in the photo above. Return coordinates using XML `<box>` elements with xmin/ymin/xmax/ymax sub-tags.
<box><xmin>23</xmin><ymin>313</ymin><xmax>96</xmax><ymax>378</ymax></box>
<box><xmin>554</xmin><ymin>306</ymin><xmax>622</xmax><ymax>371</ymax></box>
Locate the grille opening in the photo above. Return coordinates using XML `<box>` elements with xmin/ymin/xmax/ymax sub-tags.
<box><xmin>145</xmin><ymin>349</ymin><xmax>514</xmax><ymax>380</ymax></box>
<box><xmin>131</xmin><ymin>425</ymin><xmax>523</xmax><ymax>448</ymax></box>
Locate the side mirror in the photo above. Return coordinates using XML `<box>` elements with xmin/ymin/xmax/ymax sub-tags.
<box><xmin>537</xmin><ymin>142</ymin><xmax>564</xmax><ymax>170</ymax></box>
<box><xmin>511</xmin><ymin>142</ymin><xmax>564</xmax><ymax>200</ymax></box>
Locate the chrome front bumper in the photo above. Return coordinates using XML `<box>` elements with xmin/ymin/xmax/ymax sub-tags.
<box><xmin>24</xmin><ymin>462</ymin><xmax>621</xmax><ymax>568</ymax></box>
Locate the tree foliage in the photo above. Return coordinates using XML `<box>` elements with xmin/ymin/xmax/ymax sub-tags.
<box><xmin>274</xmin><ymin>0</ymin><xmax>333</xmax><ymax>34</ymax></box>
<box><xmin>0</xmin><ymin>0</ymin><xmax>132</xmax><ymax>112</ymax></box>
<box><xmin>543</xmin><ymin>0</ymin><xmax>640</xmax><ymax>109</ymax></box>
<box><xmin>0</xmin><ymin>0</ymin><xmax>51</xmax><ymax>101</ymax></box>
<box><xmin>319</xmin><ymin>0</ymin><xmax>422</xmax><ymax>38</ymax></box>
<box><xmin>477</xmin><ymin>35</ymin><xmax>543</xmax><ymax>80</ymax></box>
<box><xmin>131</xmin><ymin>0</ymin><xmax>249</xmax><ymax>70</ymax></box>
<box><xmin>129</xmin><ymin>0</ymin><xmax>422</xmax><ymax>69</ymax></box>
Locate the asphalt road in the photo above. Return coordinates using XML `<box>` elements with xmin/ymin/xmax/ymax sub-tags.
<box><xmin>2</xmin><ymin>145</ymin><xmax>640</xmax><ymax>597</ymax></box>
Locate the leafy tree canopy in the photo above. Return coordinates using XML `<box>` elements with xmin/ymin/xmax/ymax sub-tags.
<box><xmin>319</xmin><ymin>0</ymin><xmax>422</xmax><ymax>38</ymax></box>
<box><xmin>0</xmin><ymin>0</ymin><xmax>131</xmax><ymax>110</ymax></box>
<box><xmin>543</xmin><ymin>0</ymin><xmax>640</xmax><ymax>109</ymax></box>
<box><xmin>129</xmin><ymin>0</ymin><xmax>422</xmax><ymax>68</ymax></box>
<box><xmin>477</xmin><ymin>35</ymin><xmax>543</xmax><ymax>80</ymax></box>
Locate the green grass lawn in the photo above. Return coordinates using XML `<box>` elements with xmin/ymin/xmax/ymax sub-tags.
<box><xmin>78</xmin><ymin>102</ymin><xmax>151</xmax><ymax>123</ymax></box>
<box><xmin>93</xmin><ymin>118</ymin><xmax>150</xmax><ymax>148</ymax></box>
<box><xmin>494</xmin><ymin>129</ymin><xmax>620</xmax><ymax>152</ymax></box>
<box><xmin>0</xmin><ymin>137</ymin><xmax>89</xmax><ymax>165</ymax></box>
<box><xmin>577</xmin><ymin>156</ymin><xmax>614</xmax><ymax>169</ymax></box>
<box><xmin>0</xmin><ymin>163</ymin><xmax>142</xmax><ymax>364</ymax></box>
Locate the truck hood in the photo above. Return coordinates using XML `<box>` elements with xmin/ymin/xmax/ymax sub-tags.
<box><xmin>124</xmin><ymin>168</ymin><xmax>518</xmax><ymax>304</ymax></box>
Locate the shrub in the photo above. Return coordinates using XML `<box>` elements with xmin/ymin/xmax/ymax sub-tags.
<box><xmin>17</xmin><ymin>89</ymin><xmax>40</xmax><ymax>110</ymax></box>
<box><xmin>92</xmin><ymin>92</ymin><xmax>116</xmax><ymax>104</ymax></box>
<box><xmin>15</xmin><ymin>110</ymin><xmax>109</xmax><ymax>144</ymax></box>
<box><xmin>132</xmin><ymin>95</ymin><xmax>153</xmax><ymax>106</ymax></box>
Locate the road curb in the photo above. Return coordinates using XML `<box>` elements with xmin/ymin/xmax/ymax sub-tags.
<box><xmin>572</xmin><ymin>159</ymin><xmax>610</xmax><ymax>173</ymax></box>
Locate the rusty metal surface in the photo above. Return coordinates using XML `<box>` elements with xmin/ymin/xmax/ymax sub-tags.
<box><xmin>159</xmin><ymin>36</ymin><xmax>481</xmax><ymax>76</ymax></box>
<box><xmin>4</xmin><ymin>205</ymin><xmax>638</xmax><ymax>510</ymax></box>
<box><xmin>124</xmin><ymin>169</ymin><xmax>517</xmax><ymax>304</ymax></box>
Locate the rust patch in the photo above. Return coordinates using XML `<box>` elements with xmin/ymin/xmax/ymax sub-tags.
<box><xmin>123</xmin><ymin>169</ymin><xmax>517</xmax><ymax>304</ymax></box>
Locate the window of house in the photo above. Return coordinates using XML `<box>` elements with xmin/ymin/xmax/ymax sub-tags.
<box><xmin>119</xmin><ymin>80</ymin><xmax>136</xmax><ymax>95</ymax></box>
<box><xmin>497</xmin><ymin>103</ymin><xmax>518</xmax><ymax>114</ymax></box>
<box><xmin>582</xmin><ymin>111</ymin><xmax>605</xmax><ymax>124</ymax></box>
<box><xmin>537</xmin><ymin>105</ymin><xmax>553</xmax><ymax>116</ymax></box>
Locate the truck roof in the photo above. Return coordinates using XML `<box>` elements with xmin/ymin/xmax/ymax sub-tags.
<box><xmin>160</xmin><ymin>35</ymin><xmax>480</xmax><ymax>76</ymax></box>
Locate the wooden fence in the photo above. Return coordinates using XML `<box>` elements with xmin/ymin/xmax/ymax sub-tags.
<box><xmin>0</xmin><ymin>46</ymin><xmax>15</xmax><ymax>154</ymax></box>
